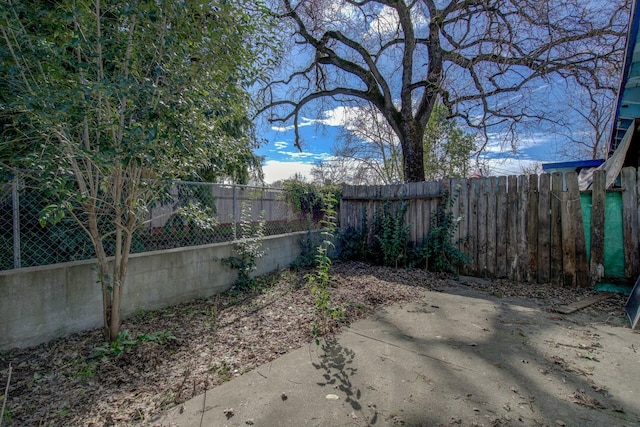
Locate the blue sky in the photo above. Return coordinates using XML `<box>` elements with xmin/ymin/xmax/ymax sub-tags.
<box><xmin>256</xmin><ymin>109</ymin><xmax>573</xmax><ymax>184</ymax></box>
<box><xmin>253</xmin><ymin>2</ymin><xmax>616</xmax><ymax>184</ymax></box>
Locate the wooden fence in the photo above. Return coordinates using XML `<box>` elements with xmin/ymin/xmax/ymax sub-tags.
<box><xmin>340</xmin><ymin>167</ymin><xmax>640</xmax><ymax>287</ymax></box>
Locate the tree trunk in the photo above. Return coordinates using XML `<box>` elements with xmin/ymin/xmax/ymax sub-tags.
<box><xmin>400</xmin><ymin>121</ymin><xmax>426</xmax><ymax>182</ymax></box>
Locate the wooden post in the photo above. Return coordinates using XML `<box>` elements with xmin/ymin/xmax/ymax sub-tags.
<box><xmin>458</xmin><ymin>178</ymin><xmax>470</xmax><ymax>274</ymax></box>
<box><xmin>517</xmin><ymin>175</ymin><xmax>529</xmax><ymax>282</ymax></box>
<box><xmin>538</xmin><ymin>174</ymin><xmax>551</xmax><ymax>284</ymax></box>
<box><xmin>428</xmin><ymin>180</ymin><xmax>441</xmax><ymax>241</ymax></box>
<box><xmin>496</xmin><ymin>176</ymin><xmax>508</xmax><ymax>278</ymax></box>
<box><xmin>447</xmin><ymin>178</ymin><xmax>459</xmax><ymax>253</ymax></box>
<box><xmin>468</xmin><ymin>178</ymin><xmax>480</xmax><ymax>276</ymax></box>
<box><xmin>507</xmin><ymin>175</ymin><xmax>519</xmax><ymax>280</ymax></box>
<box><xmin>622</xmin><ymin>167</ymin><xmax>640</xmax><ymax>279</ymax></box>
<box><xmin>477</xmin><ymin>178</ymin><xmax>488</xmax><ymax>276</ymax></box>
<box><xmin>566</xmin><ymin>173</ymin><xmax>590</xmax><ymax>288</ymax></box>
<box><xmin>526</xmin><ymin>175</ymin><xmax>539</xmax><ymax>283</ymax></box>
<box><xmin>590</xmin><ymin>170</ymin><xmax>606</xmax><ymax>285</ymax></box>
<box><xmin>550</xmin><ymin>173</ymin><xmax>563</xmax><ymax>286</ymax></box>
<box><xmin>407</xmin><ymin>182</ymin><xmax>418</xmax><ymax>243</ymax></box>
<box><xmin>486</xmin><ymin>177</ymin><xmax>497</xmax><ymax>277</ymax></box>
<box><xmin>561</xmin><ymin>172</ymin><xmax>577</xmax><ymax>287</ymax></box>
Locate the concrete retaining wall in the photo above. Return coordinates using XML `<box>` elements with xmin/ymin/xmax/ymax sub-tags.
<box><xmin>0</xmin><ymin>232</ymin><xmax>309</xmax><ymax>350</ymax></box>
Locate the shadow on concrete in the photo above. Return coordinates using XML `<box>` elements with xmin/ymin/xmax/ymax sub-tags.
<box><xmin>312</xmin><ymin>339</ymin><xmax>362</xmax><ymax>411</ymax></box>
<box><xmin>363</xmin><ymin>292</ymin><xmax>638</xmax><ymax>426</ymax></box>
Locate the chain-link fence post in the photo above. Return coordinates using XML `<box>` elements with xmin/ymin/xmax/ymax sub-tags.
<box><xmin>232</xmin><ymin>184</ymin><xmax>237</xmax><ymax>240</ymax></box>
<box><xmin>12</xmin><ymin>179</ymin><xmax>21</xmax><ymax>269</ymax></box>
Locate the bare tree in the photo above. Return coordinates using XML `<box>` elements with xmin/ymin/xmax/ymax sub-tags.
<box><xmin>310</xmin><ymin>157</ymin><xmax>379</xmax><ymax>185</ymax></box>
<box><xmin>325</xmin><ymin>100</ymin><xmax>476</xmax><ymax>183</ymax></box>
<box><xmin>553</xmin><ymin>86</ymin><xmax>616</xmax><ymax>160</ymax></box>
<box><xmin>332</xmin><ymin>103</ymin><xmax>404</xmax><ymax>184</ymax></box>
<box><xmin>260</xmin><ymin>0</ymin><xmax>629</xmax><ymax>182</ymax></box>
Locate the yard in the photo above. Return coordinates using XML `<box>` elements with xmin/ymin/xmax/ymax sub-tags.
<box><xmin>0</xmin><ymin>262</ymin><xmax>633</xmax><ymax>426</ymax></box>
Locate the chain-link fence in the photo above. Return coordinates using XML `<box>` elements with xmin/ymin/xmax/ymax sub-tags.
<box><xmin>1</xmin><ymin>180</ymin><xmax>317</xmax><ymax>271</ymax></box>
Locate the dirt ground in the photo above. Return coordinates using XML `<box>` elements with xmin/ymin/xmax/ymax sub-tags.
<box><xmin>0</xmin><ymin>261</ymin><xmax>634</xmax><ymax>426</ymax></box>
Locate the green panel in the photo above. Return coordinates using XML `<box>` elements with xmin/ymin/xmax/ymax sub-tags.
<box><xmin>579</xmin><ymin>192</ymin><xmax>625</xmax><ymax>278</ymax></box>
<box><xmin>604</xmin><ymin>192</ymin><xmax>625</xmax><ymax>277</ymax></box>
<box><xmin>581</xmin><ymin>193</ymin><xmax>592</xmax><ymax>262</ymax></box>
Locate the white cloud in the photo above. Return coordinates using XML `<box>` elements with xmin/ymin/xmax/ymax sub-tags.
<box><xmin>271</xmin><ymin>124</ymin><xmax>296</xmax><ymax>132</ymax></box>
<box><xmin>319</xmin><ymin>106</ymin><xmax>358</xmax><ymax>127</ymax></box>
<box><xmin>278</xmin><ymin>151</ymin><xmax>315</xmax><ymax>159</ymax></box>
<box><xmin>262</xmin><ymin>160</ymin><xmax>314</xmax><ymax>183</ymax></box>
<box><xmin>483</xmin><ymin>157</ymin><xmax>541</xmax><ymax>176</ymax></box>
<box><xmin>274</xmin><ymin>141</ymin><xmax>288</xmax><ymax>149</ymax></box>
<box><xmin>271</xmin><ymin>116</ymin><xmax>329</xmax><ymax>133</ymax></box>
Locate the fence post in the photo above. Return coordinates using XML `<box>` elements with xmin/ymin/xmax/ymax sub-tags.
<box><xmin>622</xmin><ymin>167</ymin><xmax>639</xmax><ymax>279</ymax></box>
<box><xmin>12</xmin><ymin>178</ymin><xmax>21</xmax><ymax>269</ymax></box>
<box><xmin>232</xmin><ymin>184</ymin><xmax>237</xmax><ymax>240</ymax></box>
<box><xmin>590</xmin><ymin>170</ymin><xmax>606</xmax><ymax>285</ymax></box>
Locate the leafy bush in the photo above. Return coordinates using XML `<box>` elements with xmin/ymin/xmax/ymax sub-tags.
<box><xmin>282</xmin><ymin>179</ymin><xmax>341</xmax><ymax>222</ymax></box>
<box><xmin>336</xmin><ymin>225</ymin><xmax>369</xmax><ymax>261</ymax></box>
<box><xmin>374</xmin><ymin>203</ymin><xmax>409</xmax><ymax>268</ymax></box>
<box><xmin>413</xmin><ymin>190</ymin><xmax>468</xmax><ymax>274</ymax></box>
<box><xmin>336</xmin><ymin>203</ymin><xmax>409</xmax><ymax>267</ymax></box>
<box><xmin>222</xmin><ymin>202</ymin><xmax>266</xmax><ymax>291</ymax></box>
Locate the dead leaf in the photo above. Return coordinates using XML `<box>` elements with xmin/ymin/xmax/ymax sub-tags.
<box><xmin>571</xmin><ymin>390</ymin><xmax>605</xmax><ymax>409</ymax></box>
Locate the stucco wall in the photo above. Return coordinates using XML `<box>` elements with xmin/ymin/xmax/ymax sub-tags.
<box><xmin>0</xmin><ymin>232</ymin><xmax>309</xmax><ymax>350</ymax></box>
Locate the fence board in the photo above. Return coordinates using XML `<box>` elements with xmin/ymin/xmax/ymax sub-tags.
<box><xmin>590</xmin><ymin>170</ymin><xmax>606</xmax><ymax>285</ymax></box>
<box><xmin>458</xmin><ymin>179</ymin><xmax>470</xmax><ymax>269</ymax></box>
<box><xmin>566</xmin><ymin>173</ymin><xmax>590</xmax><ymax>288</ymax></box>
<box><xmin>447</xmin><ymin>178</ymin><xmax>459</xmax><ymax>249</ymax></box>
<box><xmin>550</xmin><ymin>173</ymin><xmax>563</xmax><ymax>286</ymax></box>
<box><xmin>527</xmin><ymin>175</ymin><xmax>539</xmax><ymax>282</ymax></box>
<box><xmin>517</xmin><ymin>175</ymin><xmax>529</xmax><ymax>282</ymax></box>
<box><xmin>477</xmin><ymin>178</ymin><xmax>488</xmax><ymax>276</ymax></box>
<box><xmin>561</xmin><ymin>173</ymin><xmax>577</xmax><ymax>287</ymax></box>
<box><xmin>429</xmin><ymin>180</ymin><xmax>441</xmax><ymax>240</ymax></box>
<box><xmin>538</xmin><ymin>174</ymin><xmax>551</xmax><ymax>283</ymax></box>
<box><xmin>507</xmin><ymin>175</ymin><xmax>518</xmax><ymax>280</ymax></box>
<box><xmin>415</xmin><ymin>183</ymin><xmax>431</xmax><ymax>246</ymax></box>
<box><xmin>409</xmin><ymin>183</ymin><xmax>419</xmax><ymax>243</ymax></box>
<box><xmin>622</xmin><ymin>167</ymin><xmax>640</xmax><ymax>279</ymax></box>
<box><xmin>486</xmin><ymin>177</ymin><xmax>497</xmax><ymax>277</ymax></box>
<box><xmin>496</xmin><ymin>176</ymin><xmax>508</xmax><ymax>278</ymax></box>
<box><xmin>468</xmin><ymin>178</ymin><xmax>480</xmax><ymax>275</ymax></box>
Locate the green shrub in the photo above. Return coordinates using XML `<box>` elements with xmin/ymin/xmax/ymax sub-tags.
<box><xmin>282</xmin><ymin>179</ymin><xmax>341</xmax><ymax>222</ymax></box>
<box><xmin>222</xmin><ymin>202</ymin><xmax>266</xmax><ymax>292</ymax></box>
<box><xmin>373</xmin><ymin>202</ymin><xmax>408</xmax><ymax>268</ymax></box>
<box><xmin>413</xmin><ymin>190</ymin><xmax>468</xmax><ymax>274</ymax></box>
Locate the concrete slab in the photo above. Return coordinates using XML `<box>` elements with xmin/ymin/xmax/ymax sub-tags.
<box><xmin>154</xmin><ymin>289</ymin><xmax>640</xmax><ymax>427</ymax></box>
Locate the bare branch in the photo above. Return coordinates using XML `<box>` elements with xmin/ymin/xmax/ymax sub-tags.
<box><xmin>259</xmin><ymin>0</ymin><xmax>629</xmax><ymax>181</ymax></box>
